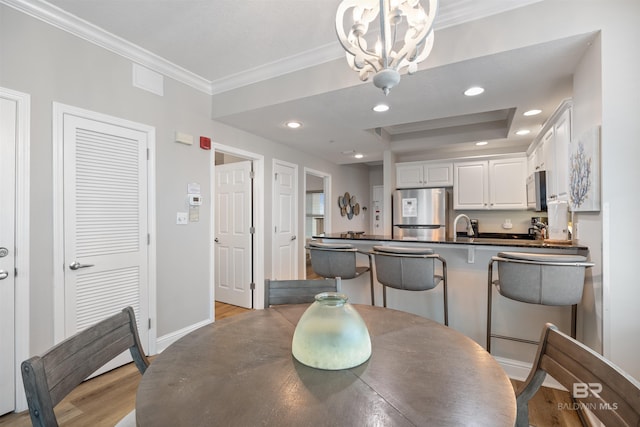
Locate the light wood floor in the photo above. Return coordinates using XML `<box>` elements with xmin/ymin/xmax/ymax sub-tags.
<box><xmin>1</xmin><ymin>301</ymin><xmax>581</xmax><ymax>427</ymax></box>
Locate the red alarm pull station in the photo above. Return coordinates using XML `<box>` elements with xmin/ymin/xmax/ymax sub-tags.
<box><xmin>200</xmin><ymin>136</ymin><xmax>211</xmax><ymax>150</ymax></box>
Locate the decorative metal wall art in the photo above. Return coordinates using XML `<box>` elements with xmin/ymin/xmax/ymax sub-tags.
<box><xmin>338</xmin><ymin>192</ymin><xmax>360</xmax><ymax>220</ymax></box>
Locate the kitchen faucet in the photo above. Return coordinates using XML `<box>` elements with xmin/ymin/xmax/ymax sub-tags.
<box><xmin>453</xmin><ymin>214</ymin><xmax>475</xmax><ymax>241</ymax></box>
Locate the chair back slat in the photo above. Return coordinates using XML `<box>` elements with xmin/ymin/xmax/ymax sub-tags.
<box><xmin>22</xmin><ymin>307</ymin><xmax>149</xmax><ymax>427</ymax></box>
<box><xmin>265</xmin><ymin>279</ymin><xmax>338</xmax><ymax>306</ymax></box>
<box><xmin>516</xmin><ymin>323</ymin><xmax>640</xmax><ymax>427</ymax></box>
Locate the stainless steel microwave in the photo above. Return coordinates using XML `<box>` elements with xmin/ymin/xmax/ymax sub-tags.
<box><xmin>526</xmin><ymin>171</ymin><xmax>547</xmax><ymax>211</ymax></box>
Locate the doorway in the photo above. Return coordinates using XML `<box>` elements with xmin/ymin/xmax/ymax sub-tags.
<box><xmin>214</xmin><ymin>155</ymin><xmax>253</xmax><ymax>309</ymax></box>
<box><xmin>272</xmin><ymin>160</ymin><xmax>298</xmax><ymax>280</ymax></box>
<box><xmin>212</xmin><ymin>145</ymin><xmax>264</xmax><ymax>310</ymax></box>
<box><xmin>303</xmin><ymin>168</ymin><xmax>331</xmax><ymax>278</ymax></box>
<box><xmin>52</xmin><ymin>103</ymin><xmax>156</xmax><ymax>365</ymax></box>
<box><xmin>0</xmin><ymin>87</ymin><xmax>30</xmax><ymax>414</ymax></box>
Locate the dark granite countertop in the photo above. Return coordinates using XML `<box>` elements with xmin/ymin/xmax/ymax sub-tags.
<box><xmin>313</xmin><ymin>232</ymin><xmax>588</xmax><ymax>250</ymax></box>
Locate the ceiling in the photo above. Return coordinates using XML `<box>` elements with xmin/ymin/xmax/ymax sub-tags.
<box><xmin>37</xmin><ymin>0</ymin><xmax>594</xmax><ymax>165</ymax></box>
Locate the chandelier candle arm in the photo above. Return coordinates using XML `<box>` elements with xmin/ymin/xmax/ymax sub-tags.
<box><xmin>336</xmin><ymin>0</ymin><xmax>438</xmax><ymax>95</ymax></box>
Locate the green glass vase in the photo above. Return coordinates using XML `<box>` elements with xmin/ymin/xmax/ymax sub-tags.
<box><xmin>292</xmin><ymin>292</ymin><xmax>371</xmax><ymax>370</ymax></box>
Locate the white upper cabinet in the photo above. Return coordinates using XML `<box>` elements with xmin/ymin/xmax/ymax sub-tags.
<box><xmin>526</xmin><ymin>99</ymin><xmax>572</xmax><ymax>203</ymax></box>
<box><xmin>396</xmin><ymin>161</ymin><xmax>453</xmax><ymax>188</ymax></box>
<box><xmin>489</xmin><ymin>157</ymin><xmax>528</xmax><ymax>209</ymax></box>
<box><xmin>454</xmin><ymin>157</ymin><xmax>527</xmax><ymax>210</ymax></box>
<box><xmin>550</xmin><ymin>107</ymin><xmax>571</xmax><ymax>201</ymax></box>
<box><xmin>453</xmin><ymin>161</ymin><xmax>488</xmax><ymax>209</ymax></box>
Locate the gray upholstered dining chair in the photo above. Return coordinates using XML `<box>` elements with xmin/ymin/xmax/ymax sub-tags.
<box><xmin>21</xmin><ymin>306</ymin><xmax>149</xmax><ymax>427</ymax></box>
<box><xmin>487</xmin><ymin>251</ymin><xmax>594</xmax><ymax>352</ymax></box>
<box><xmin>516</xmin><ymin>323</ymin><xmax>640</xmax><ymax>427</ymax></box>
<box><xmin>264</xmin><ymin>278</ymin><xmax>338</xmax><ymax>306</ymax></box>
<box><xmin>371</xmin><ymin>245</ymin><xmax>448</xmax><ymax>325</ymax></box>
<box><xmin>306</xmin><ymin>241</ymin><xmax>375</xmax><ymax>305</ymax></box>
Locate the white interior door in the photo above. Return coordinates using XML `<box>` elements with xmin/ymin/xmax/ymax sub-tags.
<box><xmin>215</xmin><ymin>161</ymin><xmax>253</xmax><ymax>308</ymax></box>
<box><xmin>0</xmin><ymin>96</ymin><xmax>17</xmax><ymax>415</ymax></box>
<box><xmin>57</xmin><ymin>106</ymin><xmax>150</xmax><ymax>370</ymax></box>
<box><xmin>272</xmin><ymin>160</ymin><xmax>298</xmax><ymax>279</ymax></box>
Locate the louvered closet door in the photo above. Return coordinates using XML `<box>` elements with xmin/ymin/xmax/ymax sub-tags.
<box><xmin>63</xmin><ymin>114</ymin><xmax>148</xmax><ymax>352</ymax></box>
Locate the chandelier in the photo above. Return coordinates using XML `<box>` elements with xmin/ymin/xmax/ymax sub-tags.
<box><xmin>335</xmin><ymin>0</ymin><xmax>438</xmax><ymax>95</ymax></box>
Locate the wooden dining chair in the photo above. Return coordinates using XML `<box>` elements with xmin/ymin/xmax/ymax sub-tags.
<box><xmin>264</xmin><ymin>278</ymin><xmax>338</xmax><ymax>306</ymax></box>
<box><xmin>516</xmin><ymin>323</ymin><xmax>640</xmax><ymax>427</ymax></box>
<box><xmin>21</xmin><ymin>306</ymin><xmax>150</xmax><ymax>427</ymax></box>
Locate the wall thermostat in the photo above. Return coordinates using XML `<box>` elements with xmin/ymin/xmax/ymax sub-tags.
<box><xmin>188</xmin><ymin>194</ymin><xmax>202</xmax><ymax>206</ymax></box>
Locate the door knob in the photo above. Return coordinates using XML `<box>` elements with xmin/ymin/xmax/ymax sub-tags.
<box><xmin>0</xmin><ymin>247</ymin><xmax>8</xmax><ymax>257</ymax></box>
<box><xmin>0</xmin><ymin>270</ymin><xmax>9</xmax><ymax>280</ymax></box>
<box><xmin>214</xmin><ymin>238</ymin><xmax>219</xmax><ymax>243</ymax></box>
<box><xmin>69</xmin><ymin>261</ymin><xmax>95</xmax><ymax>270</ymax></box>
<box><xmin>291</xmin><ymin>235</ymin><xmax>297</xmax><ymax>241</ymax></box>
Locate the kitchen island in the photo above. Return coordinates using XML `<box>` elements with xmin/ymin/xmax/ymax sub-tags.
<box><xmin>310</xmin><ymin>233</ymin><xmax>591</xmax><ymax>376</ymax></box>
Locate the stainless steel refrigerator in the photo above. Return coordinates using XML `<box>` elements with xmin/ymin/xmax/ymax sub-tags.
<box><xmin>393</xmin><ymin>188</ymin><xmax>448</xmax><ymax>240</ymax></box>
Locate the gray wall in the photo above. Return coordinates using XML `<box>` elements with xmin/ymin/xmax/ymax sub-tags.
<box><xmin>209</xmin><ymin>121</ymin><xmax>370</xmax><ymax>278</ymax></box>
<box><xmin>0</xmin><ymin>5</ymin><xmax>213</xmax><ymax>346</ymax></box>
<box><xmin>2</xmin><ymin>0</ymin><xmax>640</xmax><ymax>380</ymax></box>
<box><xmin>0</xmin><ymin>5</ymin><xmax>370</xmax><ymax>353</ymax></box>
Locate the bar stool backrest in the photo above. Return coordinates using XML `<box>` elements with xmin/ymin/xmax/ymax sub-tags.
<box><xmin>372</xmin><ymin>246</ymin><xmax>439</xmax><ymax>291</ymax></box>
<box><xmin>308</xmin><ymin>242</ymin><xmax>358</xmax><ymax>279</ymax></box>
<box><xmin>495</xmin><ymin>252</ymin><xmax>592</xmax><ymax>306</ymax></box>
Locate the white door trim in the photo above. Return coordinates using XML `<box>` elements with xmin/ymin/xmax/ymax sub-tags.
<box><xmin>52</xmin><ymin>103</ymin><xmax>157</xmax><ymax>354</ymax></box>
<box><xmin>0</xmin><ymin>87</ymin><xmax>30</xmax><ymax>412</ymax></box>
<box><xmin>211</xmin><ymin>143</ymin><xmax>265</xmax><ymax>311</ymax></box>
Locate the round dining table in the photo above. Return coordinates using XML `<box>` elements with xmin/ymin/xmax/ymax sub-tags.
<box><xmin>136</xmin><ymin>304</ymin><xmax>516</xmax><ymax>426</ymax></box>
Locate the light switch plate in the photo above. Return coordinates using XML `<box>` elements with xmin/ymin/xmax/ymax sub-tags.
<box><xmin>176</xmin><ymin>212</ymin><xmax>188</xmax><ymax>225</ymax></box>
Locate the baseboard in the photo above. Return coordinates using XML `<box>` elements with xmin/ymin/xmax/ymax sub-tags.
<box><xmin>495</xmin><ymin>355</ymin><xmax>566</xmax><ymax>391</ymax></box>
<box><xmin>155</xmin><ymin>318</ymin><xmax>213</xmax><ymax>354</ymax></box>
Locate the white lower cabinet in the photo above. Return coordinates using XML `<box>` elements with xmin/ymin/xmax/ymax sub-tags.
<box><xmin>454</xmin><ymin>157</ymin><xmax>527</xmax><ymax>210</ymax></box>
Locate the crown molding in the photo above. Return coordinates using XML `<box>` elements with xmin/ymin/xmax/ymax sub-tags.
<box><xmin>2</xmin><ymin>0</ymin><xmax>213</xmax><ymax>94</ymax></box>
<box><xmin>210</xmin><ymin>41</ymin><xmax>344</xmax><ymax>95</ymax></box>
<box><xmin>3</xmin><ymin>0</ymin><xmax>542</xmax><ymax>96</ymax></box>
<box><xmin>435</xmin><ymin>0</ymin><xmax>542</xmax><ymax>30</ymax></box>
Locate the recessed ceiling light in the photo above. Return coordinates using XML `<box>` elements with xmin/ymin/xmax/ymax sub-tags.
<box><xmin>464</xmin><ymin>86</ymin><xmax>485</xmax><ymax>96</ymax></box>
<box><xmin>523</xmin><ymin>109</ymin><xmax>542</xmax><ymax>116</ymax></box>
<box><xmin>516</xmin><ymin>129</ymin><xmax>531</xmax><ymax>136</ymax></box>
<box><xmin>286</xmin><ymin>121</ymin><xmax>302</xmax><ymax>129</ymax></box>
<box><xmin>373</xmin><ymin>104</ymin><xmax>390</xmax><ymax>112</ymax></box>
<box><xmin>354</xmin><ymin>153</ymin><xmax>364</xmax><ymax>159</ymax></box>
<box><xmin>475</xmin><ymin>141</ymin><xmax>488</xmax><ymax>146</ymax></box>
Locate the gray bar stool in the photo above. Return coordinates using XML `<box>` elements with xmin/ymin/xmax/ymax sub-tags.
<box><xmin>371</xmin><ymin>245</ymin><xmax>448</xmax><ymax>325</ymax></box>
<box><xmin>306</xmin><ymin>241</ymin><xmax>375</xmax><ymax>305</ymax></box>
<box><xmin>487</xmin><ymin>251</ymin><xmax>594</xmax><ymax>353</ymax></box>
